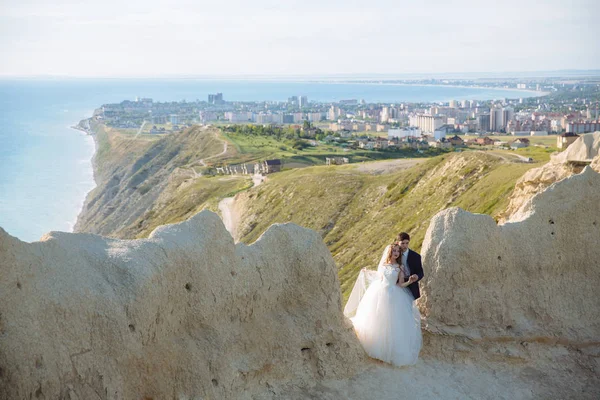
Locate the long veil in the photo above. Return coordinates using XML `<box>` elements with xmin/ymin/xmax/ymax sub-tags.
<box><xmin>343</xmin><ymin>245</ymin><xmax>390</xmax><ymax>318</ymax></box>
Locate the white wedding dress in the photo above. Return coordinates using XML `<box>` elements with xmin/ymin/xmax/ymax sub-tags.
<box><xmin>344</xmin><ymin>246</ymin><xmax>422</xmax><ymax>366</ymax></box>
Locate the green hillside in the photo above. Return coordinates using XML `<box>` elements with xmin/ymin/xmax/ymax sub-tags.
<box><xmin>234</xmin><ymin>152</ymin><xmax>541</xmax><ymax>299</ymax></box>
<box><xmin>77</xmin><ymin>123</ymin><xmax>546</xmax><ymax>300</ymax></box>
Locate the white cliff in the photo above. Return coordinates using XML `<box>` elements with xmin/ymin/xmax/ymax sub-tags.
<box><xmin>0</xmin><ymin>212</ymin><xmax>364</xmax><ymax>399</ymax></box>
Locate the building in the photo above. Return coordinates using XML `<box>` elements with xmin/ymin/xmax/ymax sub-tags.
<box><xmin>510</xmin><ymin>138</ymin><xmax>530</xmax><ymax>149</ymax></box>
<box><xmin>292</xmin><ymin>113</ymin><xmax>305</xmax><ymax>123</ymax></box>
<box><xmin>326</xmin><ymin>157</ymin><xmax>349</xmax><ymax>165</ymax></box>
<box><xmin>433</xmin><ymin>124</ymin><xmax>454</xmax><ymax>140</ymax></box>
<box><xmin>490</xmin><ymin>107</ymin><xmax>504</xmax><ymax>132</ymax></box>
<box><xmin>352</xmin><ymin>123</ymin><xmax>367</xmax><ymax>132</ymax></box>
<box><xmin>489</xmin><ymin>106</ymin><xmax>514</xmax><ymax>132</ymax></box>
<box><xmin>208</xmin><ymin>93</ymin><xmax>224</xmax><ymax>105</ymax></box>
<box><xmin>308</xmin><ymin>112</ymin><xmax>322</xmax><ymax>122</ymax></box>
<box><xmin>359</xmin><ymin>141</ymin><xmax>375</xmax><ymax>150</ymax></box>
<box><xmin>448</xmin><ymin>135</ymin><xmax>465</xmax><ymax>146</ymax></box>
<box><xmin>476</xmin><ymin>137</ymin><xmax>494</xmax><ymax>146</ymax></box>
<box><xmin>327</xmin><ymin>106</ymin><xmax>342</xmax><ymax>121</ymax></box>
<box><xmin>429</xmin><ymin>138</ymin><xmax>452</xmax><ymax>149</ymax></box>
<box><xmin>299</xmin><ymin>96</ymin><xmax>308</xmax><ymax>108</ymax></box>
<box><xmin>271</xmin><ymin>114</ymin><xmax>284</xmax><ymax>124</ymax></box>
<box><xmin>409</xmin><ymin>114</ymin><xmax>445</xmax><ymax>133</ymax></box>
<box><xmin>199</xmin><ymin>111</ymin><xmax>217</xmax><ymax>123</ymax></box>
<box><xmin>477</xmin><ymin>114</ymin><xmax>491</xmax><ymax>132</ymax></box>
<box><xmin>224</xmin><ymin>112</ymin><xmax>251</xmax><ymax>122</ymax></box>
<box><xmin>262</xmin><ymin>159</ymin><xmax>282</xmax><ymax>174</ymax></box>
<box><xmin>374</xmin><ymin>137</ymin><xmax>389</xmax><ymax>149</ymax></box>
<box><xmin>255</xmin><ymin>113</ymin><xmax>272</xmax><ymax>124</ymax></box>
<box><xmin>388</xmin><ymin>128</ymin><xmax>421</xmax><ymax>139</ymax></box>
<box><xmin>566</xmin><ymin>121</ymin><xmax>600</xmax><ymax>134</ymax></box>
<box><xmin>380</xmin><ymin>106</ymin><xmax>399</xmax><ymax>123</ymax></box>
<box><xmin>557</xmin><ymin>132</ymin><xmax>579</xmax><ymax>149</ymax></box>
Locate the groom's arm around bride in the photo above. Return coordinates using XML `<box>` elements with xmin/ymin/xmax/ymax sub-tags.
<box><xmin>397</xmin><ymin>232</ymin><xmax>424</xmax><ymax>301</ymax></box>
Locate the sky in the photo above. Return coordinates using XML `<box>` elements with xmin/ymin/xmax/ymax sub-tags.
<box><xmin>1</xmin><ymin>0</ymin><xmax>599</xmax><ymax>78</ymax></box>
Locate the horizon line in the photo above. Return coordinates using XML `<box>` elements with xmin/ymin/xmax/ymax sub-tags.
<box><xmin>2</xmin><ymin>69</ymin><xmax>600</xmax><ymax>81</ymax></box>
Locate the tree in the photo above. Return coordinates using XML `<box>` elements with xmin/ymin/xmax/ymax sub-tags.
<box><xmin>303</xmin><ymin>120</ymin><xmax>312</xmax><ymax>131</ymax></box>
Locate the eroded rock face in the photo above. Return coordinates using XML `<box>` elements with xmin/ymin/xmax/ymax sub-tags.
<box><xmin>420</xmin><ymin>167</ymin><xmax>600</xmax><ymax>343</ymax></box>
<box><xmin>0</xmin><ymin>211</ymin><xmax>364</xmax><ymax>399</ymax></box>
<box><xmin>501</xmin><ymin>132</ymin><xmax>600</xmax><ymax>221</ymax></box>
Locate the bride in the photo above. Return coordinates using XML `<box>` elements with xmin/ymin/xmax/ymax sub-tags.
<box><xmin>344</xmin><ymin>243</ymin><xmax>422</xmax><ymax>366</ymax></box>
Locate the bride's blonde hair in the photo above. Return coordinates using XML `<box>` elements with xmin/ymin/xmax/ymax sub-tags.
<box><xmin>385</xmin><ymin>243</ymin><xmax>401</xmax><ymax>265</ymax></box>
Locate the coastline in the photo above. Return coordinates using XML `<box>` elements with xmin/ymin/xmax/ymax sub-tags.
<box><xmin>308</xmin><ymin>81</ymin><xmax>550</xmax><ymax>99</ymax></box>
<box><xmin>70</xmin><ymin>119</ymin><xmax>99</xmax><ymax>234</ymax></box>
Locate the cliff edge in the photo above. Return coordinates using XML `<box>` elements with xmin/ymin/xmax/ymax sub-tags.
<box><xmin>0</xmin><ymin>212</ymin><xmax>364</xmax><ymax>399</ymax></box>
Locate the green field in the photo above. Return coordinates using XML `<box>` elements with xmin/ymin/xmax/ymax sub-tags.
<box><xmin>472</xmin><ymin>134</ymin><xmax>559</xmax><ymax>147</ymax></box>
<box><xmin>234</xmin><ymin>151</ymin><xmax>546</xmax><ymax>299</ymax></box>
<box><xmin>219</xmin><ymin>131</ymin><xmax>447</xmax><ymax>167</ymax></box>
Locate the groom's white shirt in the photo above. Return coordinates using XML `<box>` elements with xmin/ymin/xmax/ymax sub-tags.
<box><xmin>401</xmin><ymin>250</ymin><xmax>410</xmax><ymax>278</ymax></box>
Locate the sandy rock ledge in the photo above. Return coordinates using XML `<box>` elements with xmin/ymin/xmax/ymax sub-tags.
<box><xmin>0</xmin><ymin>211</ymin><xmax>364</xmax><ymax>399</ymax></box>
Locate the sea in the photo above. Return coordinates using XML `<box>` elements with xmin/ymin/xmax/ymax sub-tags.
<box><xmin>0</xmin><ymin>78</ymin><xmax>542</xmax><ymax>242</ymax></box>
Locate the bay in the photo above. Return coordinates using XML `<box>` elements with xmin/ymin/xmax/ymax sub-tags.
<box><xmin>0</xmin><ymin>78</ymin><xmax>541</xmax><ymax>242</ymax></box>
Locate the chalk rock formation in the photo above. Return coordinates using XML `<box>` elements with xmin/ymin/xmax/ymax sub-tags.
<box><xmin>0</xmin><ymin>211</ymin><xmax>364</xmax><ymax>399</ymax></box>
<box><xmin>501</xmin><ymin>132</ymin><xmax>600</xmax><ymax>221</ymax></box>
<box><xmin>421</xmin><ymin>166</ymin><xmax>600</xmax><ymax>342</ymax></box>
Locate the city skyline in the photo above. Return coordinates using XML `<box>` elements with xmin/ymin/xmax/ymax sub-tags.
<box><xmin>1</xmin><ymin>0</ymin><xmax>599</xmax><ymax>78</ymax></box>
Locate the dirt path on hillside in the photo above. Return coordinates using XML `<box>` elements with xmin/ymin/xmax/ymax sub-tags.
<box><xmin>198</xmin><ymin>135</ymin><xmax>228</xmax><ymax>167</ymax></box>
<box><xmin>218</xmin><ymin>174</ymin><xmax>265</xmax><ymax>241</ymax></box>
<box><xmin>355</xmin><ymin>158</ymin><xmax>424</xmax><ymax>174</ymax></box>
<box><xmin>482</xmin><ymin>150</ymin><xmax>531</xmax><ymax>163</ymax></box>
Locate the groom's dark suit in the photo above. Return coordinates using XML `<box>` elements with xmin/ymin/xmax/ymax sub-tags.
<box><xmin>404</xmin><ymin>249</ymin><xmax>424</xmax><ymax>301</ymax></box>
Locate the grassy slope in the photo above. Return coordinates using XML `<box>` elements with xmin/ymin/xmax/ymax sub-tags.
<box><xmin>83</xmin><ymin>124</ymin><xmax>551</xmax><ymax>300</ymax></box>
<box><xmin>220</xmin><ymin>132</ymin><xmax>447</xmax><ymax>167</ymax></box>
<box><xmin>77</xmin><ymin>124</ymin><xmax>248</xmax><ymax>238</ymax></box>
<box><xmin>236</xmin><ymin>152</ymin><xmax>544</xmax><ymax>299</ymax></box>
<box><xmin>132</xmin><ymin>175</ymin><xmax>252</xmax><ymax>238</ymax></box>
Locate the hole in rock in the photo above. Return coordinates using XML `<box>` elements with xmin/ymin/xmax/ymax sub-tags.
<box><xmin>212</xmin><ymin>379</ymin><xmax>218</xmax><ymax>387</ymax></box>
<box><xmin>17</xmin><ymin>282</ymin><xmax>21</xmax><ymax>289</ymax></box>
<box><xmin>301</xmin><ymin>347</ymin><xmax>311</xmax><ymax>352</ymax></box>
<box><xmin>326</xmin><ymin>342</ymin><xmax>333</xmax><ymax>347</ymax></box>
<box><xmin>506</xmin><ymin>325</ymin><xmax>513</xmax><ymax>330</ymax></box>
<box><xmin>35</xmin><ymin>387</ymin><xmax>43</xmax><ymax>398</ymax></box>
<box><xmin>593</xmin><ymin>221</ymin><xmax>597</xmax><ymax>226</ymax></box>
<box><xmin>128</xmin><ymin>324</ymin><xmax>136</xmax><ymax>332</ymax></box>
<box><xmin>185</xmin><ymin>283</ymin><xmax>192</xmax><ymax>291</ymax></box>
<box><xmin>497</xmin><ymin>256</ymin><xmax>502</xmax><ymax>261</ymax></box>
<box><xmin>551</xmin><ymin>232</ymin><xmax>555</xmax><ymax>236</ymax></box>
<box><xmin>549</xmin><ymin>219</ymin><xmax>554</xmax><ymax>225</ymax></box>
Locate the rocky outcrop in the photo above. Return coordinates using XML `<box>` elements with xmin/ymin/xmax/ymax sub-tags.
<box><xmin>0</xmin><ymin>211</ymin><xmax>364</xmax><ymax>399</ymax></box>
<box><xmin>421</xmin><ymin>165</ymin><xmax>600</xmax><ymax>338</ymax></box>
<box><xmin>501</xmin><ymin>132</ymin><xmax>600</xmax><ymax>221</ymax></box>
<box><xmin>3</xmin><ymin>136</ymin><xmax>600</xmax><ymax>399</ymax></box>
<box><xmin>418</xmin><ymin>166</ymin><xmax>600</xmax><ymax>398</ymax></box>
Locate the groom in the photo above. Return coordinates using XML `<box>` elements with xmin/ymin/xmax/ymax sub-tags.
<box><xmin>396</xmin><ymin>232</ymin><xmax>424</xmax><ymax>301</ymax></box>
